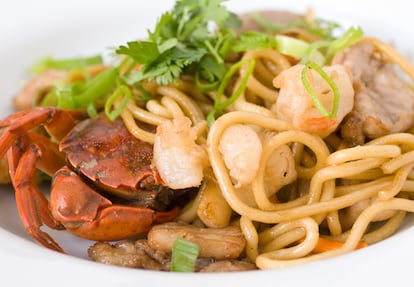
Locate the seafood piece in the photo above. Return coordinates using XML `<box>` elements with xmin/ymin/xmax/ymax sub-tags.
<box><xmin>272</xmin><ymin>64</ymin><xmax>354</xmax><ymax>137</ymax></box>
<box><xmin>263</xmin><ymin>144</ymin><xmax>297</xmax><ymax>197</ymax></box>
<box><xmin>13</xmin><ymin>70</ymin><xmax>66</xmax><ymax>110</ymax></box>
<box><xmin>153</xmin><ymin>116</ymin><xmax>208</xmax><ymax>189</ymax></box>
<box><xmin>147</xmin><ymin>222</ymin><xmax>246</xmax><ymax>260</ymax></box>
<box><xmin>0</xmin><ymin>107</ymin><xmax>195</xmax><ymax>252</ymax></box>
<box><xmin>0</xmin><ymin>153</ymin><xmax>10</xmax><ymax>184</ymax></box>
<box><xmin>13</xmin><ymin>65</ymin><xmax>107</xmax><ymax>111</ymax></box>
<box><xmin>218</xmin><ymin>124</ymin><xmax>262</xmax><ymax>186</ymax></box>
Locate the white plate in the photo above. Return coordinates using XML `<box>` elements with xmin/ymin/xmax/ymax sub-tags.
<box><xmin>0</xmin><ymin>0</ymin><xmax>412</xmax><ymax>286</ymax></box>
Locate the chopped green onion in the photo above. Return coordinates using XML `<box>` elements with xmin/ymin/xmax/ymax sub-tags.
<box><xmin>73</xmin><ymin>67</ymin><xmax>118</xmax><ymax>107</ymax></box>
<box><xmin>300</xmin><ymin>40</ymin><xmax>331</xmax><ymax>65</ymax></box>
<box><xmin>216</xmin><ymin>29</ymin><xmax>237</xmax><ymax>59</ymax></box>
<box><xmin>325</xmin><ymin>26</ymin><xmax>363</xmax><ymax>62</ymax></box>
<box><xmin>37</xmin><ymin>89</ymin><xmax>56</xmax><ymax>107</ymax></box>
<box><xmin>234</xmin><ymin>33</ymin><xmax>326</xmax><ymax>65</ymax></box>
<box><xmin>275</xmin><ymin>35</ymin><xmax>310</xmax><ymax>58</ymax></box>
<box><xmin>275</xmin><ymin>35</ymin><xmax>325</xmax><ymax>65</ymax></box>
<box><xmin>55</xmin><ymin>83</ymin><xmax>76</xmax><ymax>109</ymax></box>
<box><xmin>248</xmin><ymin>12</ymin><xmax>341</xmax><ymax>39</ymax></box>
<box><xmin>204</xmin><ymin>40</ymin><xmax>224</xmax><ymax>64</ymax></box>
<box><xmin>207</xmin><ymin>58</ymin><xmax>256</xmax><ymax>125</ymax></box>
<box><xmin>233</xmin><ymin>31</ymin><xmax>278</xmax><ymax>52</ymax></box>
<box><xmin>104</xmin><ymin>85</ymin><xmax>132</xmax><ymax>121</ymax></box>
<box><xmin>301</xmin><ymin>61</ymin><xmax>339</xmax><ymax>118</ymax></box>
<box><xmin>87</xmin><ymin>102</ymin><xmax>98</xmax><ymax>118</ymax></box>
<box><xmin>132</xmin><ymin>84</ymin><xmax>154</xmax><ymax>102</ymax></box>
<box><xmin>32</xmin><ymin>55</ymin><xmax>103</xmax><ymax>74</ymax></box>
<box><xmin>170</xmin><ymin>238</ymin><xmax>200</xmax><ymax>272</ymax></box>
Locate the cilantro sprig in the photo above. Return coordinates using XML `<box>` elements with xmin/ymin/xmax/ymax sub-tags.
<box><xmin>116</xmin><ymin>0</ymin><xmax>241</xmax><ymax>87</ymax></box>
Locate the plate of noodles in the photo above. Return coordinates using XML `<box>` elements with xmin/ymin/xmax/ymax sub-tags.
<box><xmin>0</xmin><ymin>0</ymin><xmax>413</xmax><ymax>286</ymax></box>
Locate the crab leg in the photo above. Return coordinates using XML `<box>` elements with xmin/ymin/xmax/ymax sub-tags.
<box><xmin>0</xmin><ymin>107</ymin><xmax>83</xmax><ymax>159</ymax></box>
<box><xmin>50</xmin><ymin>167</ymin><xmax>180</xmax><ymax>241</ymax></box>
<box><xmin>8</xmin><ymin>143</ymin><xmax>65</xmax><ymax>252</ymax></box>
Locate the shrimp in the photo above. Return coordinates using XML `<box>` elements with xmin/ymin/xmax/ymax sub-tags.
<box><xmin>218</xmin><ymin>124</ymin><xmax>262</xmax><ymax>186</ymax></box>
<box><xmin>13</xmin><ymin>65</ymin><xmax>107</xmax><ymax>111</ymax></box>
<box><xmin>13</xmin><ymin>70</ymin><xmax>67</xmax><ymax>110</ymax></box>
<box><xmin>272</xmin><ymin>64</ymin><xmax>354</xmax><ymax>137</ymax></box>
<box><xmin>153</xmin><ymin>116</ymin><xmax>208</xmax><ymax>189</ymax></box>
<box><xmin>263</xmin><ymin>144</ymin><xmax>297</xmax><ymax>197</ymax></box>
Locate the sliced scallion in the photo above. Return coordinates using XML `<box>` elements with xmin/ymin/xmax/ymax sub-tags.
<box><xmin>73</xmin><ymin>67</ymin><xmax>118</xmax><ymax>107</ymax></box>
<box><xmin>276</xmin><ymin>35</ymin><xmax>327</xmax><ymax>65</ymax></box>
<box><xmin>301</xmin><ymin>61</ymin><xmax>339</xmax><ymax>118</ymax></box>
<box><xmin>325</xmin><ymin>26</ymin><xmax>364</xmax><ymax>62</ymax></box>
<box><xmin>170</xmin><ymin>238</ymin><xmax>200</xmax><ymax>272</ymax></box>
<box><xmin>104</xmin><ymin>85</ymin><xmax>132</xmax><ymax>121</ymax></box>
<box><xmin>32</xmin><ymin>55</ymin><xmax>103</xmax><ymax>74</ymax></box>
<box><xmin>207</xmin><ymin>58</ymin><xmax>256</xmax><ymax>125</ymax></box>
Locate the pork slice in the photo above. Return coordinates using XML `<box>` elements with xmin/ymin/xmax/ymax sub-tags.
<box><xmin>237</xmin><ymin>10</ymin><xmax>301</xmax><ymax>33</ymax></box>
<box><xmin>333</xmin><ymin>41</ymin><xmax>414</xmax><ymax>146</ymax></box>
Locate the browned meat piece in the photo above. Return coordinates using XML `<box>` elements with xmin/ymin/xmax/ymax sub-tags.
<box><xmin>88</xmin><ymin>240</ymin><xmax>170</xmax><ymax>270</ymax></box>
<box><xmin>238</xmin><ymin>10</ymin><xmax>301</xmax><ymax>33</ymax></box>
<box><xmin>147</xmin><ymin>222</ymin><xmax>246</xmax><ymax>260</ymax></box>
<box><xmin>333</xmin><ymin>41</ymin><xmax>414</xmax><ymax>146</ymax></box>
<box><xmin>200</xmin><ymin>260</ymin><xmax>257</xmax><ymax>272</ymax></box>
<box><xmin>339</xmin><ymin>111</ymin><xmax>365</xmax><ymax>147</ymax></box>
<box><xmin>88</xmin><ymin>238</ymin><xmax>255</xmax><ymax>272</ymax></box>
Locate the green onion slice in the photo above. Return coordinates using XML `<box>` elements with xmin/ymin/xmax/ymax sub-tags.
<box><xmin>32</xmin><ymin>55</ymin><xmax>103</xmax><ymax>74</ymax></box>
<box><xmin>104</xmin><ymin>85</ymin><xmax>132</xmax><ymax>121</ymax></box>
<box><xmin>325</xmin><ymin>26</ymin><xmax>364</xmax><ymax>62</ymax></box>
<box><xmin>275</xmin><ymin>35</ymin><xmax>324</xmax><ymax>65</ymax></box>
<box><xmin>73</xmin><ymin>67</ymin><xmax>118</xmax><ymax>107</ymax></box>
<box><xmin>170</xmin><ymin>238</ymin><xmax>200</xmax><ymax>272</ymax></box>
<box><xmin>301</xmin><ymin>61</ymin><xmax>340</xmax><ymax>119</ymax></box>
<box><xmin>207</xmin><ymin>58</ymin><xmax>256</xmax><ymax>125</ymax></box>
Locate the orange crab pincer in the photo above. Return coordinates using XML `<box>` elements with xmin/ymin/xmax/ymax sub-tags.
<box><xmin>0</xmin><ymin>107</ymin><xmax>192</xmax><ymax>252</ymax></box>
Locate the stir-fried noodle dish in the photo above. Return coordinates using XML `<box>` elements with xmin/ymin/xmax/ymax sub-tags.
<box><xmin>2</xmin><ymin>0</ymin><xmax>414</xmax><ymax>272</ymax></box>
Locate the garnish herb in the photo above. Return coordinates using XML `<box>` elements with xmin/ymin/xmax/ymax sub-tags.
<box><xmin>170</xmin><ymin>238</ymin><xmax>200</xmax><ymax>272</ymax></box>
<box><xmin>116</xmin><ymin>0</ymin><xmax>241</xmax><ymax>86</ymax></box>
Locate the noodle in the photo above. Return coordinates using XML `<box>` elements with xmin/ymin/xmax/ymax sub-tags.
<box><xmin>256</xmin><ymin>198</ymin><xmax>414</xmax><ymax>269</ymax></box>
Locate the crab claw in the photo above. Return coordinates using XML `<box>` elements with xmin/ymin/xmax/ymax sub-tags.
<box><xmin>50</xmin><ymin>167</ymin><xmax>180</xmax><ymax>241</ymax></box>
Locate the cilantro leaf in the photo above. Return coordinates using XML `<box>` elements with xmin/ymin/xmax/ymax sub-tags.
<box><xmin>116</xmin><ymin>41</ymin><xmax>160</xmax><ymax>64</ymax></box>
<box><xmin>141</xmin><ymin>43</ymin><xmax>206</xmax><ymax>85</ymax></box>
<box><xmin>116</xmin><ymin>0</ymin><xmax>241</xmax><ymax>86</ymax></box>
